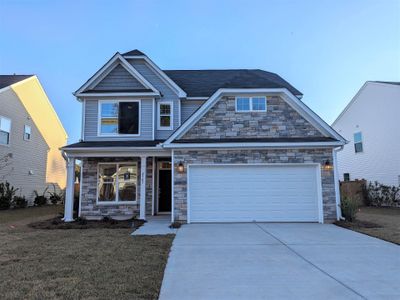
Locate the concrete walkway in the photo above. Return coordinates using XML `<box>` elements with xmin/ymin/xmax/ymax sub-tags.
<box><xmin>132</xmin><ymin>215</ymin><xmax>178</xmax><ymax>235</ymax></box>
<box><xmin>159</xmin><ymin>223</ymin><xmax>400</xmax><ymax>300</ymax></box>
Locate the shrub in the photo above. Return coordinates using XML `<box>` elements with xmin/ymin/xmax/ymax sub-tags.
<box><xmin>170</xmin><ymin>221</ymin><xmax>182</xmax><ymax>229</ymax></box>
<box><xmin>366</xmin><ymin>181</ymin><xmax>400</xmax><ymax>207</ymax></box>
<box><xmin>13</xmin><ymin>196</ymin><xmax>27</xmax><ymax>208</ymax></box>
<box><xmin>340</xmin><ymin>197</ymin><xmax>359</xmax><ymax>222</ymax></box>
<box><xmin>34</xmin><ymin>187</ymin><xmax>48</xmax><ymax>206</ymax></box>
<box><xmin>0</xmin><ymin>182</ymin><xmax>18</xmax><ymax>210</ymax></box>
<box><xmin>76</xmin><ymin>217</ymin><xmax>87</xmax><ymax>225</ymax></box>
<box><xmin>48</xmin><ymin>184</ymin><xmax>64</xmax><ymax>205</ymax></box>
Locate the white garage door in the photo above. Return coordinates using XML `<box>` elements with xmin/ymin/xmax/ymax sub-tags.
<box><xmin>188</xmin><ymin>164</ymin><xmax>321</xmax><ymax>223</ymax></box>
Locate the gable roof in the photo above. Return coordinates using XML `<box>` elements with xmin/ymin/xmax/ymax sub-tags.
<box><xmin>74</xmin><ymin>53</ymin><xmax>160</xmax><ymax>97</ymax></box>
<box><xmin>0</xmin><ymin>75</ymin><xmax>33</xmax><ymax>89</ymax></box>
<box><xmin>371</xmin><ymin>81</ymin><xmax>400</xmax><ymax>86</ymax></box>
<box><xmin>164</xmin><ymin>88</ymin><xmax>346</xmax><ymax>145</ymax></box>
<box><xmin>163</xmin><ymin>69</ymin><xmax>303</xmax><ymax>98</ymax></box>
<box><xmin>122</xmin><ymin>49</ymin><xmax>146</xmax><ymax>56</ymax></box>
<box><xmin>332</xmin><ymin>81</ymin><xmax>400</xmax><ymax>126</ymax></box>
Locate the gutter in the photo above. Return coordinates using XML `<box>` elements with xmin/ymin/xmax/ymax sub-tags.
<box><xmin>333</xmin><ymin>145</ymin><xmax>345</xmax><ymax>220</ymax></box>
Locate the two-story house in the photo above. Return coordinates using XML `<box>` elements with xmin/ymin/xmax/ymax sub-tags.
<box><xmin>0</xmin><ymin>75</ymin><xmax>67</xmax><ymax>203</ymax></box>
<box><xmin>62</xmin><ymin>50</ymin><xmax>346</xmax><ymax>223</ymax></box>
<box><xmin>332</xmin><ymin>81</ymin><xmax>400</xmax><ymax>186</ymax></box>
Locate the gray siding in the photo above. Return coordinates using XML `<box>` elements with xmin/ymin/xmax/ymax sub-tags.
<box><xmin>84</xmin><ymin>98</ymin><xmax>153</xmax><ymax>141</ymax></box>
<box><xmin>0</xmin><ymin>89</ymin><xmax>49</xmax><ymax>203</ymax></box>
<box><xmin>128</xmin><ymin>59</ymin><xmax>180</xmax><ymax>140</ymax></box>
<box><xmin>181</xmin><ymin>100</ymin><xmax>205</xmax><ymax>123</ymax></box>
<box><xmin>94</xmin><ymin>64</ymin><xmax>146</xmax><ymax>91</ymax></box>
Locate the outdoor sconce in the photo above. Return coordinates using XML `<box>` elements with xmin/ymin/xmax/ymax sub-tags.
<box><xmin>177</xmin><ymin>162</ymin><xmax>185</xmax><ymax>173</ymax></box>
<box><xmin>323</xmin><ymin>159</ymin><xmax>333</xmax><ymax>171</ymax></box>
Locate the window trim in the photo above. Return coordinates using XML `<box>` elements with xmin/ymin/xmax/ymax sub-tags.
<box><xmin>235</xmin><ymin>96</ymin><xmax>267</xmax><ymax>112</ymax></box>
<box><xmin>24</xmin><ymin>125</ymin><xmax>32</xmax><ymax>141</ymax></box>
<box><xmin>0</xmin><ymin>115</ymin><xmax>11</xmax><ymax>146</ymax></box>
<box><xmin>96</xmin><ymin>162</ymin><xmax>139</xmax><ymax>205</ymax></box>
<box><xmin>97</xmin><ymin>100</ymin><xmax>141</xmax><ymax>137</ymax></box>
<box><xmin>157</xmin><ymin>101</ymin><xmax>174</xmax><ymax>130</ymax></box>
<box><xmin>353</xmin><ymin>131</ymin><xmax>363</xmax><ymax>153</ymax></box>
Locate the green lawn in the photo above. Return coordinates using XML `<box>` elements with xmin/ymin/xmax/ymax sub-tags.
<box><xmin>0</xmin><ymin>206</ymin><xmax>174</xmax><ymax>300</ymax></box>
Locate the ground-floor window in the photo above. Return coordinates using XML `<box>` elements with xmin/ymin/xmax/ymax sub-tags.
<box><xmin>97</xmin><ymin>162</ymin><xmax>138</xmax><ymax>203</ymax></box>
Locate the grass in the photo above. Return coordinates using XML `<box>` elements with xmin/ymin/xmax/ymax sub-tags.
<box><xmin>0</xmin><ymin>205</ymin><xmax>63</xmax><ymax>224</ymax></box>
<box><xmin>335</xmin><ymin>206</ymin><xmax>400</xmax><ymax>245</ymax></box>
<box><xmin>0</xmin><ymin>206</ymin><xmax>174</xmax><ymax>299</ymax></box>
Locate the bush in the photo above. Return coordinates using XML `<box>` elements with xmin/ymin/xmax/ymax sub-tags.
<box><xmin>170</xmin><ymin>221</ymin><xmax>182</xmax><ymax>229</ymax></box>
<box><xmin>34</xmin><ymin>187</ymin><xmax>48</xmax><ymax>206</ymax></box>
<box><xmin>13</xmin><ymin>196</ymin><xmax>27</xmax><ymax>208</ymax></box>
<box><xmin>0</xmin><ymin>182</ymin><xmax>18</xmax><ymax>210</ymax></box>
<box><xmin>366</xmin><ymin>181</ymin><xmax>400</xmax><ymax>207</ymax></box>
<box><xmin>340</xmin><ymin>197</ymin><xmax>359</xmax><ymax>222</ymax></box>
<box><xmin>48</xmin><ymin>184</ymin><xmax>64</xmax><ymax>205</ymax></box>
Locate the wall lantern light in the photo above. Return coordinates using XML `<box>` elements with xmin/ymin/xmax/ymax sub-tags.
<box><xmin>323</xmin><ymin>159</ymin><xmax>333</xmax><ymax>171</ymax></box>
<box><xmin>177</xmin><ymin>162</ymin><xmax>185</xmax><ymax>173</ymax></box>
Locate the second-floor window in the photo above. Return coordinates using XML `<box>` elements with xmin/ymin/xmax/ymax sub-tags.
<box><xmin>354</xmin><ymin>132</ymin><xmax>363</xmax><ymax>153</ymax></box>
<box><xmin>0</xmin><ymin>116</ymin><xmax>11</xmax><ymax>145</ymax></box>
<box><xmin>158</xmin><ymin>102</ymin><xmax>173</xmax><ymax>130</ymax></box>
<box><xmin>24</xmin><ymin>125</ymin><xmax>31</xmax><ymax>141</ymax></box>
<box><xmin>236</xmin><ymin>97</ymin><xmax>267</xmax><ymax>112</ymax></box>
<box><xmin>99</xmin><ymin>100</ymin><xmax>140</xmax><ymax>136</ymax></box>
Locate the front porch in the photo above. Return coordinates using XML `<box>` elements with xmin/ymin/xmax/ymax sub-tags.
<box><xmin>63</xmin><ymin>152</ymin><xmax>173</xmax><ymax>222</ymax></box>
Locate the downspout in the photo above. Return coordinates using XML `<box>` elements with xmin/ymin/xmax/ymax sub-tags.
<box><xmin>333</xmin><ymin>146</ymin><xmax>344</xmax><ymax>220</ymax></box>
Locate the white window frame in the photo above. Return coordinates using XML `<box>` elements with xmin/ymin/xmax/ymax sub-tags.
<box><xmin>353</xmin><ymin>131</ymin><xmax>363</xmax><ymax>153</ymax></box>
<box><xmin>157</xmin><ymin>101</ymin><xmax>173</xmax><ymax>130</ymax></box>
<box><xmin>0</xmin><ymin>115</ymin><xmax>11</xmax><ymax>146</ymax></box>
<box><xmin>97</xmin><ymin>100</ymin><xmax>141</xmax><ymax>137</ymax></box>
<box><xmin>235</xmin><ymin>96</ymin><xmax>267</xmax><ymax>112</ymax></box>
<box><xmin>24</xmin><ymin>125</ymin><xmax>32</xmax><ymax>141</ymax></box>
<box><xmin>96</xmin><ymin>162</ymin><xmax>138</xmax><ymax>205</ymax></box>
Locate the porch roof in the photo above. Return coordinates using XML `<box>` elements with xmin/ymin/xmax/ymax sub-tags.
<box><xmin>63</xmin><ymin>140</ymin><xmax>165</xmax><ymax>149</ymax></box>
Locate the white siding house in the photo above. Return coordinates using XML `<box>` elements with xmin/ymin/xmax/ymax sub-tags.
<box><xmin>332</xmin><ymin>81</ymin><xmax>400</xmax><ymax>186</ymax></box>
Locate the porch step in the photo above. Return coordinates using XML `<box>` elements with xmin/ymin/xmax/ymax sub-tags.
<box><xmin>132</xmin><ymin>216</ymin><xmax>178</xmax><ymax>235</ymax></box>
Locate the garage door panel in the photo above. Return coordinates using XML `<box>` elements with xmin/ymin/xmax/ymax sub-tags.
<box><xmin>188</xmin><ymin>165</ymin><xmax>320</xmax><ymax>223</ymax></box>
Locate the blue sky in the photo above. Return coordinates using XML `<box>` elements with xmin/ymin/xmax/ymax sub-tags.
<box><xmin>1</xmin><ymin>0</ymin><xmax>399</xmax><ymax>143</ymax></box>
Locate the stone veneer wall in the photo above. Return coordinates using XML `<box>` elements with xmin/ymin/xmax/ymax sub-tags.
<box><xmin>173</xmin><ymin>148</ymin><xmax>337</xmax><ymax>223</ymax></box>
<box><xmin>181</xmin><ymin>96</ymin><xmax>324</xmax><ymax>139</ymax></box>
<box><xmin>80</xmin><ymin>157</ymin><xmax>153</xmax><ymax>220</ymax></box>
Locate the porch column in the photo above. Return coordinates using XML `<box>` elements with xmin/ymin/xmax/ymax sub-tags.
<box><xmin>139</xmin><ymin>156</ymin><xmax>147</xmax><ymax>220</ymax></box>
<box><xmin>64</xmin><ymin>157</ymin><xmax>75</xmax><ymax>222</ymax></box>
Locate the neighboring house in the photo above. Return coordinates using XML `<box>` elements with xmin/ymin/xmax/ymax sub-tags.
<box><xmin>62</xmin><ymin>49</ymin><xmax>346</xmax><ymax>223</ymax></box>
<box><xmin>0</xmin><ymin>75</ymin><xmax>67</xmax><ymax>203</ymax></box>
<box><xmin>332</xmin><ymin>81</ymin><xmax>400</xmax><ymax>186</ymax></box>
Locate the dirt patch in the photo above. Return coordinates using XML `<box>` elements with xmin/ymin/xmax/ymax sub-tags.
<box><xmin>335</xmin><ymin>206</ymin><xmax>400</xmax><ymax>245</ymax></box>
<box><xmin>28</xmin><ymin>217</ymin><xmax>145</xmax><ymax>230</ymax></box>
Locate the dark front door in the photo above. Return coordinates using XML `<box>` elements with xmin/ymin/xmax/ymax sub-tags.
<box><xmin>158</xmin><ymin>169</ymin><xmax>171</xmax><ymax>212</ymax></box>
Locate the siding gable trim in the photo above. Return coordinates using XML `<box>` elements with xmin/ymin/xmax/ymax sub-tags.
<box><xmin>164</xmin><ymin>88</ymin><xmax>347</xmax><ymax>144</ymax></box>
<box><xmin>124</xmin><ymin>55</ymin><xmax>187</xmax><ymax>98</ymax></box>
<box><xmin>75</xmin><ymin>53</ymin><xmax>160</xmax><ymax>98</ymax></box>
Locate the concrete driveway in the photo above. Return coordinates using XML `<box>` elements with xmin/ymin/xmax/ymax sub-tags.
<box><xmin>159</xmin><ymin>223</ymin><xmax>400</xmax><ymax>300</ymax></box>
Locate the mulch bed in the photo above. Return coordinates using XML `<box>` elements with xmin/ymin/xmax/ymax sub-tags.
<box><xmin>334</xmin><ymin>219</ymin><xmax>382</xmax><ymax>229</ymax></box>
<box><xmin>29</xmin><ymin>216</ymin><xmax>145</xmax><ymax>230</ymax></box>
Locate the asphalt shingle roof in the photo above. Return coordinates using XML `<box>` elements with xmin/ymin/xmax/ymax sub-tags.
<box><xmin>0</xmin><ymin>75</ymin><xmax>33</xmax><ymax>89</ymax></box>
<box><xmin>121</xmin><ymin>49</ymin><xmax>302</xmax><ymax>97</ymax></box>
<box><xmin>63</xmin><ymin>140</ymin><xmax>164</xmax><ymax>149</ymax></box>
<box><xmin>122</xmin><ymin>49</ymin><xmax>146</xmax><ymax>56</ymax></box>
<box><xmin>372</xmin><ymin>81</ymin><xmax>400</xmax><ymax>86</ymax></box>
<box><xmin>163</xmin><ymin>69</ymin><xmax>302</xmax><ymax>97</ymax></box>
